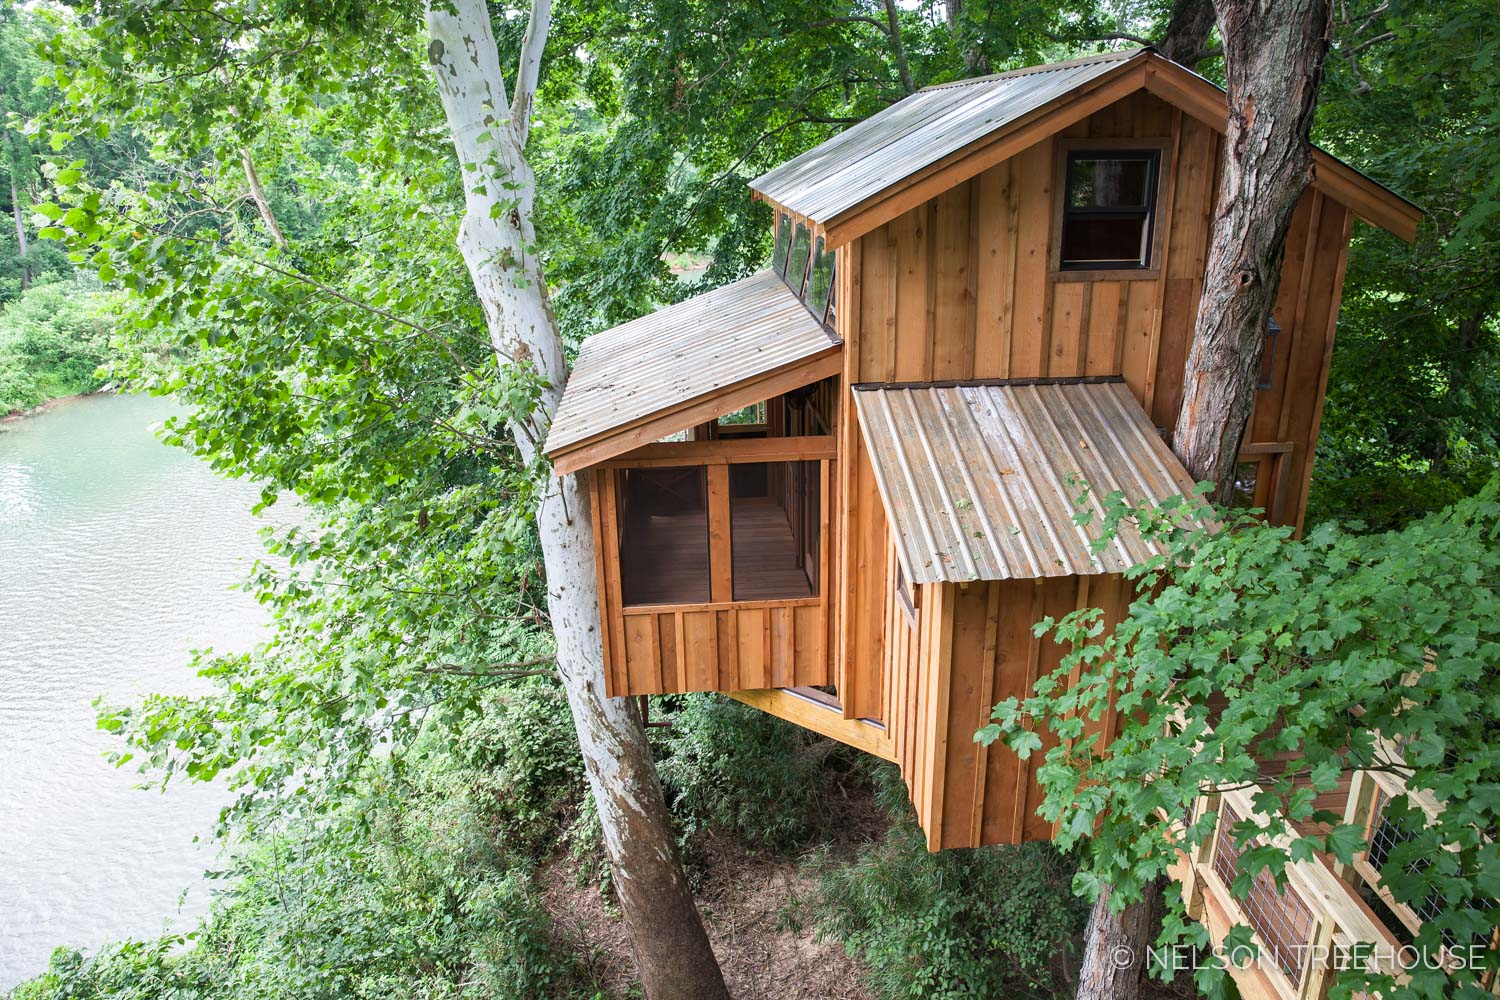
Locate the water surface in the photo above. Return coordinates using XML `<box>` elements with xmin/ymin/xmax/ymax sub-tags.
<box><xmin>0</xmin><ymin>394</ymin><xmax>283</xmax><ymax>989</ymax></box>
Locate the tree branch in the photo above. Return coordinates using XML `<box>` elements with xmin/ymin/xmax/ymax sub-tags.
<box><xmin>803</xmin><ymin>15</ymin><xmax>890</xmax><ymax>33</ymax></box>
<box><xmin>881</xmin><ymin>0</ymin><xmax>917</xmax><ymax>95</ymax></box>
<box><xmin>1343</xmin><ymin>30</ymin><xmax>1395</xmax><ymax>57</ymax></box>
<box><xmin>511</xmin><ymin>0</ymin><xmax>552</xmax><ymax>147</ymax></box>
<box><xmin>240</xmin><ymin>148</ymin><xmax>286</xmax><ymax>248</ymax></box>
<box><xmin>421</xmin><ymin>655</ymin><xmax>556</xmax><ymax>678</ymax></box>
<box><xmin>1045</xmin><ymin>29</ymin><xmax>1154</xmax><ymax>48</ymax></box>
<box><xmin>138</xmin><ymin>222</ymin><xmax>483</xmax><ymax>375</ymax></box>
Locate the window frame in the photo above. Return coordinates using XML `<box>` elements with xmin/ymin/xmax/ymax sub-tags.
<box><xmin>768</xmin><ymin>207</ymin><xmax>839</xmax><ymax>331</ymax></box>
<box><xmin>894</xmin><ymin>562</ymin><xmax>919</xmax><ymax>628</ymax></box>
<box><xmin>772</xmin><ymin>212</ymin><xmax>793</xmax><ymax>276</ymax></box>
<box><xmin>1049</xmin><ymin>137</ymin><xmax>1172</xmax><ymax>281</ymax></box>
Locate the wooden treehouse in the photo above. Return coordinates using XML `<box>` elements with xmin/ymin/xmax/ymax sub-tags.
<box><xmin>543</xmin><ymin>48</ymin><xmax>1452</xmax><ymax>998</ymax></box>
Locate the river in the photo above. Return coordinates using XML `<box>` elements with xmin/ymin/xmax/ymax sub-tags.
<box><xmin>0</xmin><ymin>393</ymin><xmax>286</xmax><ymax>990</ymax></box>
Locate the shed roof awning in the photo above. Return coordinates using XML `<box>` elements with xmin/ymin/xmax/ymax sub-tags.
<box><xmin>545</xmin><ymin>271</ymin><xmax>840</xmax><ymax>474</ymax></box>
<box><xmin>852</xmin><ymin>379</ymin><xmax>1200</xmax><ymax>584</ymax></box>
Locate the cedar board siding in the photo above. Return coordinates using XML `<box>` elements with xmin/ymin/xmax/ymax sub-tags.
<box><xmin>887</xmin><ymin>573</ymin><xmax>1134</xmax><ymax>850</ymax></box>
<box><xmin>835</xmin><ymin>91</ymin><xmax>1357</xmax><ymax>846</ymax></box>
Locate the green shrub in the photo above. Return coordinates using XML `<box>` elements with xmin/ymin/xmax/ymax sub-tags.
<box><xmin>656</xmin><ymin>694</ymin><xmax>870</xmax><ymax>854</ymax></box>
<box><xmin>0</xmin><ymin>277</ymin><xmax>118</xmax><ymax>412</ymax></box>
<box><xmin>790</xmin><ymin>766</ymin><xmax>1087</xmax><ymax>1000</ymax></box>
<box><xmin>7</xmin><ymin>701</ymin><xmax>605</xmax><ymax>1000</ymax></box>
<box><xmin>453</xmin><ymin>680</ymin><xmax>595</xmax><ymax>863</ymax></box>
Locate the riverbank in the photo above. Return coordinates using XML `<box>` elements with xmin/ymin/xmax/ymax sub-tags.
<box><xmin>0</xmin><ymin>385</ymin><xmax>113</xmax><ymax>426</ymax></box>
<box><xmin>0</xmin><ymin>277</ymin><xmax>121</xmax><ymax>419</ymax></box>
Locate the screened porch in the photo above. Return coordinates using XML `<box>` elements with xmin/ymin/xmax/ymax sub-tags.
<box><xmin>586</xmin><ymin>383</ymin><xmax>840</xmax><ymax>699</ymax></box>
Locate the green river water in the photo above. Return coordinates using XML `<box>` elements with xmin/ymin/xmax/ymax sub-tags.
<box><xmin>0</xmin><ymin>393</ymin><xmax>288</xmax><ymax>989</ymax></box>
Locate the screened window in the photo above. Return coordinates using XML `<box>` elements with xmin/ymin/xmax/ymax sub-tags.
<box><xmin>786</xmin><ymin>222</ymin><xmax>813</xmax><ymax>295</ymax></box>
<box><xmin>771</xmin><ymin>213</ymin><xmax>793</xmax><ymax>275</ymax></box>
<box><xmin>730</xmin><ymin>460</ymin><xmax>819</xmax><ymax>601</ymax></box>
<box><xmin>616</xmin><ymin>466</ymin><xmax>709</xmax><ymax>606</ymax></box>
<box><xmin>1228</xmin><ymin>459</ymin><xmax>1262</xmax><ymax>511</ymax></box>
<box><xmin>1059</xmin><ymin>151</ymin><xmax>1160</xmax><ymax>269</ymax></box>
<box><xmin>717</xmin><ymin>401</ymin><xmax>766</xmax><ymax>426</ymax></box>
<box><xmin>806</xmin><ymin>235</ymin><xmax>835</xmax><ymax>322</ymax></box>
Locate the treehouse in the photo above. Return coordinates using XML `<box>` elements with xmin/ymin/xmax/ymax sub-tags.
<box><xmin>544</xmin><ymin>46</ymin><xmax>1439</xmax><ymax>997</ymax></box>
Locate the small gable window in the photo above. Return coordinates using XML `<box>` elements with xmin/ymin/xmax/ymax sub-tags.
<box><xmin>786</xmin><ymin>222</ymin><xmax>814</xmax><ymax>295</ymax></box>
<box><xmin>772</xmin><ymin>213</ymin><xmax>793</xmax><ymax>274</ymax></box>
<box><xmin>1058</xmin><ymin>149</ymin><xmax>1161</xmax><ymax>270</ymax></box>
<box><xmin>806</xmin><ymin>235</ymin><xmax>835</xmax><ymax>323</ymax></box>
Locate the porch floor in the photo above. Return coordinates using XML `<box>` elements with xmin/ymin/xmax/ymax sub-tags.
<box><xmin>621</xmin><ymin>498</ymin><xmax>813</xmax><ymax>606</ymax></box>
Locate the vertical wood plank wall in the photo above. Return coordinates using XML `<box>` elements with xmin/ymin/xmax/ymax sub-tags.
<box><xmin>885</xmin><ymin>573</ymin><xmax>1135</xmax><ymax>850</ymax></box>
<box><xmin>832</xmin><ymin>90</ymin><xmax>1361</xmax><ymax>847</ymax></box>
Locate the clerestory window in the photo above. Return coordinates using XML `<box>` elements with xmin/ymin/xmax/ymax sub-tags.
<box><xmin>770</xmin><ymin>211</ymin><xmax>837</xmax><ymax>328</ymax></box>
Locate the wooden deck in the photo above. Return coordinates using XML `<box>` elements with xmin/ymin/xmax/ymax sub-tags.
<box><xmin>621</xmin><ymin>499</ymin><xmax>813</xmax><ymax>607</ymax></box>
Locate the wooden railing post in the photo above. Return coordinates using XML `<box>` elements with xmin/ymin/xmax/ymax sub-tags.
<box><xmin>1297</xmin><ymin>917</ymin><xmax>1336</xmax><ymax>1000</ymax></box>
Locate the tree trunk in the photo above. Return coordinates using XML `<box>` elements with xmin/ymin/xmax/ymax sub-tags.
<box><xmin>1078</xmin><ymin>7</ymin><xmax>1334</xmax><ymax>998</ymax></box>
<box><xmin>11</xmin><ymin>175</ymin><xmax>28</xmax><ymax>290</ymax></box>
<box><xmin>422</xmin><ymin>5</ymin><xmax>729</xmax><ymax>999</ymax></box>
<box><xmin>1076</xmin><ymin>881</ymin><xmax>1161</xmax><ymax>1000</ymax></box>
<box><xmin>1172</xmin><ymin>0</ymin><xmax>1332</xmax><ymax>497</ymax></box>
<box><xmin>1156</xmin><ymin>0</ymin><xmax>1217</xmax><ymax>69</ymax></box>
<box><xmin>882</xmin><ymin>0</ymin><xmax>916</xmax><ymax>94</ymax></box>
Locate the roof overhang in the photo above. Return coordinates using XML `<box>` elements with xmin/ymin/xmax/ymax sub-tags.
<box><xmin>545</xmin><ymin>271</ymin><xmax>841</xmax><ymax>476</ymax></box>
<box><xmin>751</xmin><ymin>49</ymin><xmax>1420</xmax><ymax>248</ymax></box>
<box><xmin>1137</xmin><ymin>56</ymin><xmax>1422</xmax><ymax>242</ymax></box>
<box><xmin>852</xmin><ymin>378</ymin><xmax>1202</xmax><ymax>584</ymax></box>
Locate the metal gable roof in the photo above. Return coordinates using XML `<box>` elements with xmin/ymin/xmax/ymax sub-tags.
<box><xmin>545</xmin><ymin>270</ymin><xmax>839</xmax><ymax>467</ymax></box>
<box><xmin>749</xmin><ymin>49</ymin><xmax>1142</xmax><ymax>225</ymax></box>
<box><xmin>749</xmin><ymin>48</ymin><xmax>1421</xmax><ymax>242</ymax></box>
<box><xmin>852</xmin><ymin>379</ymin><xmax>1200</xmax><ymax>584</ymax></box>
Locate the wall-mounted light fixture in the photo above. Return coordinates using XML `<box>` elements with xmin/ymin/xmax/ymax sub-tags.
<box><xmin>1256</xmin><ymin>315</ymin><xmax>1280</xmax><ymax>390</ymax></box>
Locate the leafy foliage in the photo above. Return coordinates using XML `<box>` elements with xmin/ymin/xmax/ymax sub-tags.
<box><xmin>657</xmin><ymin>694</ymin><xmax>871</xmax><ymax>854</ymax></box>
<box><xmin>13</xmin><ymin>694</ymin><xmax>607</xmax><ymax>1000</ymax></box>
<box><xmin>1308</xmin><ymin>0</ymin><xmax>1500</xmax><ymax>528</ymax></box>
<box><xmin>978</xmin><ymin>483</ymin><xmax>1500</xmax><ymax>998</ymax></box>
<box><xmin>0</xmin><ymin>276</ymin><xmax>116</xmax><ymax>412</ymax></box>
<box><xmin>790</xmin><ymin>766</ymin><xmax>1087</xmax><ymax>1000</ymax></box>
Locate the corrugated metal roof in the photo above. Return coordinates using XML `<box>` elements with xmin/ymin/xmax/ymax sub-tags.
<box><xmin>545</xmin><ymin>270</ymin><xmax>838</xmax><ymax>461</ymax></box>
<box><xmin>750</xmin><ymin>49</ymin><xmax>1143</xmax><ymax>225</ymax></box>
<box><xmin>852</xmin><ymin>380</ymin><xmax>1199</xmax><ymax>584</ymax></box>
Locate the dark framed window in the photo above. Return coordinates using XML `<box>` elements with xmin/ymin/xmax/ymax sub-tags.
<box><xmin>769</xmin><ymin>213</ymin><xmax>837</xmax><ymax>327</ymax></box>
<box><xmin>806</xmin><ymin>235</ymin><xmax>835</xmax><ymax>322</ymax></box>
<box><xmin>895</xmin><ymin>563</ymin><xmax>918</xmax><ymax>628</ymax></box>
<box><xmin>786</xmin><ymin>222</ymin><xmax>813</xmax><ymax>295</ymax></box>
<box><xmin>1058</xmin><ymin>149</ymin><xmax>1161</xmax><ymax>270</ymax></box>
<box><xmin>771</xmin><ymin>213</ymin><xmax>793</xmax><ymax>274</ymax></box>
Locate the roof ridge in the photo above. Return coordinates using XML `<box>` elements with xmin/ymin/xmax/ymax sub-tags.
<box><xmin>919</xmin><ymin>46</ymin><xmax>1149</xmax><ymax>92</ymax></box>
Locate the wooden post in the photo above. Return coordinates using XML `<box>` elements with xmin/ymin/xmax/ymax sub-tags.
<box><xmin>707</xmin><ymin>464</ymin><xmax>733</xmax><ymax>602</ymax></box>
